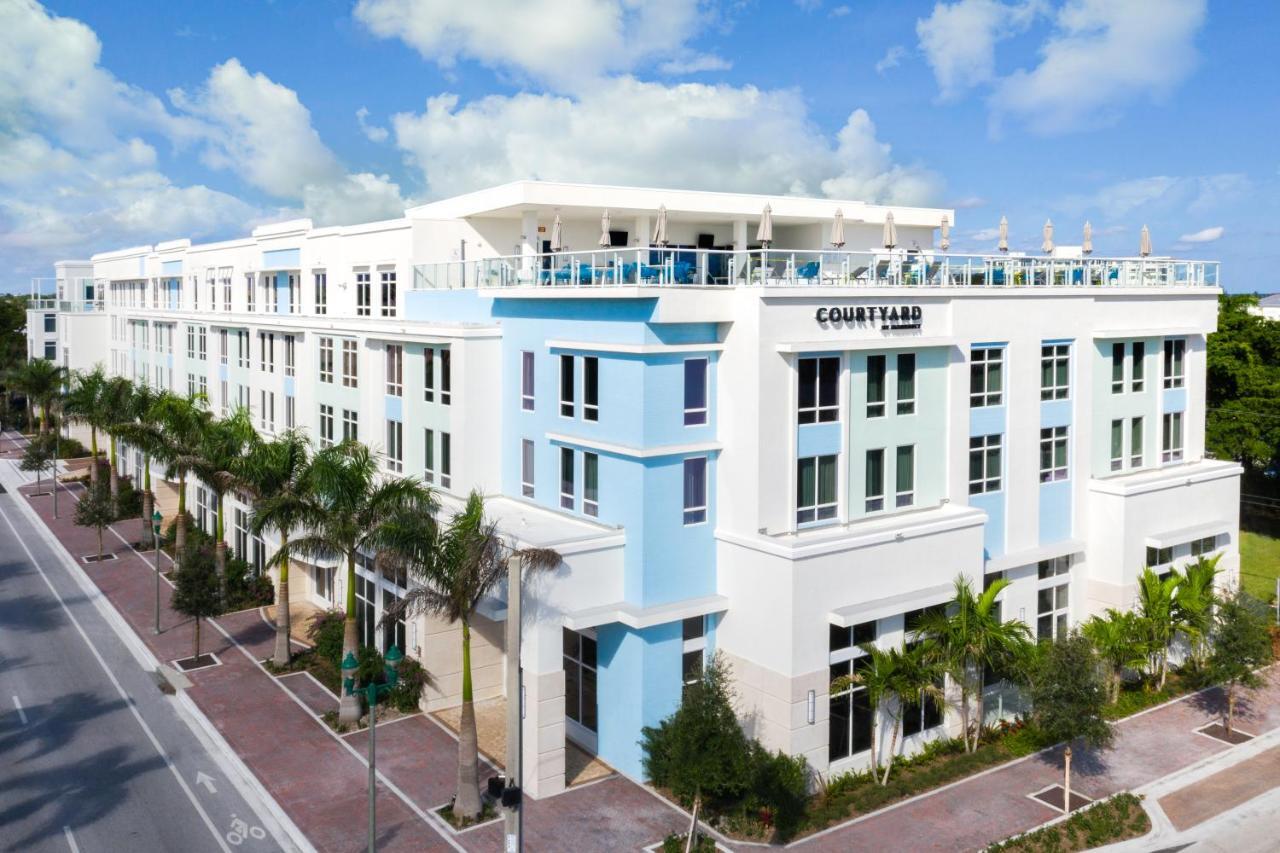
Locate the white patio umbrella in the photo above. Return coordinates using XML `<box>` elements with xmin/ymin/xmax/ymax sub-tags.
<box><xmin>599</xmin><ymin>209</ymin><xmax>611</xmax><ymax>248</ymax></box>
<box><xmin>550</xmin><ymin>213</ymin><xmax>564</xmax><ymax>252</ymax></box>
<box><xmin>939</xmin><ymin>215</ymin><xmax>951</xmax><ymax>252</ymax></box>
<box><xmin>882</xmin><ymin>210</ymin><xmax>897</xmax><ymax>249</ymax></box>
<box><xmin>757</xmin><ymin>204</ymin><xmax>773</xmax><ymax>246</ymax></box>
<box><xmin>1139</xmin><ymin>225</ymin><xmax>1152</xmax><ymax>257</ymax></box>
<box><xmin>997</xmin><ymin>216</ymin><xmax>1009</xmax><ymax>253</ymax></box>
<box><xmin>1042</xmin><ymin>219</ymin><xmax>1055</xmax><ymax>254</ymax></box>
<box><xmin>652</xmin><ymin>205</ymin><xmax>668</xmax><ymax>246</ymax></box>
<box><xmin>830</xmin><ymin>208</ymin><xmax>845</xmax><ymax>248</ymax></box>
<box><xmin>1082</xmin><ymin>221</ymin><xmax>1093</xmax><ymax>255</ymax></box>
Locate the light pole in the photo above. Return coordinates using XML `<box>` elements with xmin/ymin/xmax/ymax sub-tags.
<box><xmin>152</xmin><ymin>509</ymin><xmax>163</xmax><ymax>634</ymax></box>
<box><xmin>502</xmin><ymin>554</ymin><xmax>524</xmax><ymax>853</ymax></box>
<box><xmin>342</xmin><ymin>645</ymin><xmax>402</xmax><ymax>853</ymax></box>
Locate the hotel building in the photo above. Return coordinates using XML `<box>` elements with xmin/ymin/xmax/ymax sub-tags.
<box><xmin>28</xmin><ymin>182</ymin><xmax>1240</xmax><ymax>795</ymax></box>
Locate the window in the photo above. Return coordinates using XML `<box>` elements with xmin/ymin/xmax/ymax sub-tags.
<box><xmin>260</xmin><ymin>390</ymin><xmax>275</xmax><ymax>432</ymax></box>
<box><xmin>259</xmin><ymin>332</ymin><xmax>275</xmax><ymax>373</ymax></box>
<box><xmin>285</xmin><ymin>395</ymin><xmax>295</xmax><ymax>429</ymax></box>
<box><xmin>380</xmin><ymin>270</ymin><xmax>397</xmax><ymax>317</ymax></box>
<box><xmin>423</xmin><ymin>348</ymin><xmax>434</xmax><ymax>402</ymax></box>
<box><xmin>866</xmin><ymin>355</ymin><xmax>886</xmax><ymax>418</ymax></box>
<box><xmin>1162</xmin><ymin>412</ymin><xmax>1183</xmax><ymax>463</ymax></box>
<box><xmin>798</xmin><ymin>356</ymin><xmax>839</xmax><ymax>424</ymax></box>
<box><xmin>829</xmin><ymin>621</ymin><xmax>876</xmax><ymax>762</ymax></box>
<box><xmin>896</xmin><ymin>445</ymin><xmax>915</xmax><ymax>508</ymax></box>
<box><xmin>207</xmin><ymin>274</ymin><xmax>216</xmax><ymax>310</ymax></box>
<box><xmin>187</xmin><ymin>373</ymin><xmax>196</xmax><ymax>397</ymax></box>
<box><xmin>684</xmin><ymin>358</ymin><xmax>708</xmax><ymax>425</ymax></box>
<box><xmin>1110</xmin><ymin>419</ymin><xmax>1124</xmax><ymax>472</ymax></box>
<box><xmin>221</xmin><ymin>270</ymin><xmax>231</xmax><ymax>312</ymax></box>
<box><xmin>234</xmin><ymin>508</ymin><xmax>249</xmax><ymax>561</ymax></box>
<box><xmin>1190</xmin><ymin>535</ymin><xmax>1217</xmax><ymax>557</ymax></box>
<box><xmin>1039</xmin><ymin>426</ymin><xmax>1068</xmax><ymax>482</ymax></box>
<box><xmin>560</xmin><ymin>447</ymin><xmax>575</xmax><ymax>510</ymax></box>
<box><xmin>559</xmin><ymin>355</ymin><xmax>575</xmax><ymax>417</ymax></box>
<box><xmin>319</xmin><ymin>404</ymin><xmax>334</xmax><ymax>448</ymax></box>
<box><xmin>797</xmin><ymin>454</ymin><xmax>837</xmax><ymax>524</ymax></box>
<box><xmin>1040</xmin><ymin>343</ymin><xmax>1069</xmax><ymax>400</ymax></box>
<box><xmin>245</xmin><ymin>273</ymin><xmax>255</xmax><ymax>312</ymax></box>
<box><xmin>43</xmin><ymin>341</ymin><xmax>56</xmax><ymax>360</ymax></box>
<box><xmin>385</xmin><ymin>345</ymin><xmax>403</xmax><ymax>396</ymax></box>
<box><xmin>1130</xmin><ymin>416</ymin><xmax>1143</xmax><ymax>467</ymax></box>
<box><xmin>220</xmin><ymin>380</ymin><xmax>229</xmax><ymax>416</ymax></box>
<box><xmin>219</xmin><ymin>329</ymin><xmax>228</xmax><ymax>365</ymax></box>
<box><xmin>440</xmin><ymin>349</ymin><xmax>451</xmax><ymax>405</ymax></box>
<box><xmin>199</xmin><ymin>375</ymin><xmax>207</xmax><ymax>397</ymax></box>
<box><xmin>1132</xmin><ymin>342</ymin><xmax>1145</xmax><ymax>392</ymax></box>
<box><xmin>1163</xmin><ymin>339</ymin><xmax>1185</xmax><ymax>389</ymax></box>
<box><xmin>900</xmin><ymin>641</ymin><xmax>944</xmax><ymax>737</ymax></box>
<box><xmin>968</xmin><ymin>435</ymin><xmax>1002</xmax><ymax>494</ymax></box>
<box><xmin>1037</xmin><ymin>581</ymin><xmax>1069</xmax><ymax>641</ymax></box>
<box><xmin>43</xmin><ymin>313</ymin><xmax>55</xmax><ymax>333</ymax></box>
<box><xmin>356</xmin><ymin>271</ymin><xmax>371</xmax><ymax>316</ymax></box>
<box><xmin>583</xmin><ymin>452</ymin><xmax>599</xmax><ymax>517</ymax></box>
<box><xmin>682</xmin><ymin>617</ymin><xmax>706</xmax><ymax>696</ymax></box>
<box><xmin>198</xmin><ymin>327</ymin><xmax>207</xmax><ymax>361</ymax></box>
<box><xmin>970</xmin><ymin>347</ymin><xmax>1003</xmax><ymax>407</ymax></box>
<box><xmin>424</xmin><ymin>429</ymin><xmax>435</xmax><ymax>484</ymax></box>
<box><xmin>284</xmin><ymin>335</ymin><xmax>295</xmax><ymax>377</ymax></box>
<box><xmin>440</xmin><ymin>432</ymin><xmax>451</xmax><ymax>489</ymax></box>
<box><xmin>314</xmin><ymin>564</ymin><xmax>334</xmax><ymax>602</ymax></box>
<box><xmin>342</xmin><ymin>340</ymin><xmax>358</xmax><ymax>388</ymax></box>
<box><xmin>521</xmin><ymin>439</ymin><xmax>535</xmax><ymax>498</ymax></box>
<box><xmin>1111</xmin><ymin>343</ymin><xmax>1125</xmax><ymax>394</ymax></box>
<box><xmin>563</xmin><ymin>629</ymin><xmax>598</xmax><ymax>733</ymax></box>
<box><xmin>1146</xmin><ymin>546</ymin><xmax>1173</xmax><ymax>567</ymax></box>
<box><xmin>1038</xmin><ymin>556</ymin><xmax>1070</xmax><ymax>580</ymax></box>
<box><xmin>237</xmin><ymin>330</ymin><xmax>249</xmax><ymax>368</ymax></box>
<box><xmin>385</xmin><ymin>420</ymin><xmax>403</xmax><ymax>472</ymax></box>
<box><xmin>187</xmin><ymin>325</ymin><xmax>196</xmax><ymax>359</ymax></box>
<box><xmin>864</xmin><ymin>449</ymin><xmax>884</xmax><ymax>512</ymax></box>
<box><xmin>342</xmin><ymin>409</ymin><xmax>358</xmax><ymax>443</ymax></box>
<box><xmin>583</xmin><ymin>356</ymin><xmax>599</xmax><ymax>422</ymax></box>
<box><xmin>521</xmin><ymin>351</ymin><xmax>535</xmax><ymax>411</ymax></box>
<box><xmin>319</xmin><ymin>337</ymin><xmax>334</xmax><ymax>383</ymax></box>
<box><xmin>314</xmin><ymin>271</ymin><xmax>327</xmax><ymax>315</ymax></box>
<box><xmin>896</xmin><ymin>353</ymin><xmax>916</xmax><ymax>415</ymax></box>
<box><xmin>683</xmin><ymin>457</ymin><xmax>707</xmax><ymax>525</ymax></box>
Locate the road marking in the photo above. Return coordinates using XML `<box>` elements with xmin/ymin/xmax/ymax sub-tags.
<box><xmin>0</xmin><ymin>502</ymin><xmax>233</xmax><ymax>853</ymax></box>
<box><xmin>12</xmin><ymin>695</ymin><xmax>26</xmax><ymax>725</ymax></box>
<box><xmin>197</xmin><ymin>771</ymin><xmax>218</xmax><ymax>794</ymax></box>
<box><xmin>63</xmin><ymin>826</ymin><xmax>80</xmax><ymax>853</ymax></box>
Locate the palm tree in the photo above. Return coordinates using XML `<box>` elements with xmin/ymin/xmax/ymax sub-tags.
<box><xmin>147</xmin><ymin>393</ymin><xmax>211</xmax><ymax>562</ymax></box>
<box><xmin>185</xmin><ymin>408</ymin><xmax>258</xmax><ymax>605</ymax></box>
<box><xmin>1136</xmin><ymin>567</ymin><xmax>1181</xmax><ymax>689</ymax></box>
<box><xmin>63</xmin><ymin>366</ymin><xmax>108</xmax><ymax>484</ymax></box>
<box><xmin>99</xmin><ymin>375</ymin><xmax>136</xmax><ymax>510</ymax></box>
<box><xmin>241</xmin><ymin>430</ymin><xmax>314</xmax><ymax>667</ymax></box>
<box><xmin>831</xmin><ymin>644</ymin><xmax>901</xmax><ymax>786</ymax></box>
<box><xmin>1082</xmin><ymin>609</ymin><xmax>1146</xmax><ymax>703</ymax></box>
<box><xmin>1174</xmin><ymin>555</ymin><xmax>1221</xmax><ymax>668</ymax></box>
<box><xmin>383</xmin><ymin>491</ymin><xmax>561</xmax><ymax>821</ymax></box>
<box><xmin>887</xmin><ymin>644</ymin><xmax>946</xmax><ymax>784</ymax></box>
<box><xmin>917</xmin><ymin>575</ymin><xmax>1033</xmax><ymax>753</ymax></box>
<box><xmin>289</xmin><ymin>441</ymin><xmax>435</xmax><ymax>723</ymax></box>
<box><xmin>12</xmin><ymin>358</ymin><xmax>66</xmax><ymax>433</ymax></box>
<box><xmin>117</xmin><ymin>382</ymin><xmax>161</xmax><ymax>546</ymax></box>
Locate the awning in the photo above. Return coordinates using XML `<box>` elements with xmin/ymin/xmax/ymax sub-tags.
<box><xmin>563</xmin><ymin>594</ymin><xmax>730</xmax><ymax>631</ymax></box>
<box><xmin>828</xmin><ymin>583</ymin><xmax>954</xmax><ymax>629</ymax></box>
<box><xmin>984</xmin><ymin>538</ymin><xmax>1085</xmax><ymax>574</ymax></box>
<box><xmin>1145</xmin><ymin>521</ymin><xmax>1230</xmax><ymax>550</ymax></box>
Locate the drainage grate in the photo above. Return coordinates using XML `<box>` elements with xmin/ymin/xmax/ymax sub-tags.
<box><xmin>81</xmin><ymin>553</ymin><xmax>119</xmax><ymax>564</ymax></box>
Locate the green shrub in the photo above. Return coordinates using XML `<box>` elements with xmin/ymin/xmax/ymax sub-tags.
<box><xmin>57</xmin><ymin>436</ymin><xmax>90</xmax><ymax>458</ymax></box>
<box><xmin>113</xmin><ymin>476</ymin><xmax>142</xmax><ymax>520</ymax></box>
<box><xmin>307</xmin><ymin>609</ymin><xmax>347</xmax><ymax>667</ymax></box>
<box><xmin>744</xmin><ymin>743</ymin><xmax>809</xmax><ymax>837</ymax></box>
<box><xmin>390</xmin><ymin>656</ymin><xmax>427</xmax><ymax>713</ymax></box>
<box><xmin>224</xmin><ymin>555</ymin><xmax>273</xmax><ymax>610</ymax></box>
<box><xmin>661</xmin><ymin>833</ymin><xmax>716</xmax><ymax>852</ymax></box>
<box><xmin>988</xmin><ymin>792</ymin><xmax>1149</xmax><ymax>852</ymax></box>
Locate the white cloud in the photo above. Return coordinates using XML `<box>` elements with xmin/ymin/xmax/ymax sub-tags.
<box><xmin>993</xmin><ymin>0</ymin><xmax>1207</xmax><ymax>133</ymax></box>
<box><xmin>170</xmin><ymin>59</ymin><xmax>407</xmax><ymax>223</ymax></box>
<box><xmin>659</xmin><ymin>53</ymin><xmax>732</xmax><ymax>75</ymax></box>
<box><xmin>354</xmin><ymin>0</ymin><xmax>706</xmax><ymax>91</ymax></box>
<box><xmin>916</xmin><ymin>0</ymin><xmax>1044</xmax><ymax>99</ymax></box>
<box><xmin>950</xmin><ymin>195</ymin><xmax>986</xmax><ymax>209</ymax></box>
<box><xmin>392</xmin><ymin>77</ymin><xmax>941</xmax><ymax>206</ymax></box>
<box><xmin>874</xmin><ymin>45</ymin><xmax>906</xmax><ymax>74</ymax></box>
<box><xmin>357</xmin><ymin>106</ymin><xmax>390</xmax><ymax>142</ymax></box>
<box><xmin>971</xmin><ymin>226</ymin><xmax>1001</xmax><ymax>240</ymax></box>
<box><xmin>1178</xmin><ymin>226</ymin><xmax>1224</xmax><ymax>244</ymax></box>
<box><xmin>1063</xmin><ymin>173</ymin><xmax>1250</xmax><ymax>218</ymax></box>
<box><xmin>830</xmin><ymin>5</ymin><xmax>851</xmax><ymax>18</ymax></box>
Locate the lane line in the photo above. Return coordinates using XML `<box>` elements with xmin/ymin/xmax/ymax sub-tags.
<box><xmin>0</xmin><ymin>501</ymin><xmax>233</xmax><ymax>853</ymax></box>
<box><xmin>12</xmin><ymin>695</ymin><xmax>27</xmax><ymax>725</ymax></box>
<box><xmin>62</xmin><ymin>826</ymin><xmax>80</xmax><ymax>853</ymax></box>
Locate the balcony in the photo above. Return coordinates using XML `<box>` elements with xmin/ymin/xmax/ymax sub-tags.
<box><xmin>29</xmin><ymin>277</ymin><xmax>103</xmax><ymax>312</ymax></box>
<box><xmin>413</xmin><ymin>248</ymin><xmax>1219</xmax><ymax>291</ymax></box>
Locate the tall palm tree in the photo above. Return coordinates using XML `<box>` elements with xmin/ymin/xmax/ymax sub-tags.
<box><xmin>1136</xmin><ymin>567</ymin><xmax>1182</xmax><ymax>689</ymax></box>
<box><xmin>12</xmin><ymin>358</ymin><xmax>66</xmax><ymax>433</ymax></box>
<box><xmin>117</xmin><ymin>382</ymin><xmax>161</xmax><ymax>545</ymax></box>
<box><xmin>289</xmin><ymin>441</ymin><xmax>435</xmax><ymax>723</ymax></box>
<box><xmin>383</xmin><ymin>491</ymin><xmax>561</xmax><ymax>821</ymax></box>
<box><xmin>63</xmin><ymin>366</ymin><xmax>108</xmax><ymax>484</ymax></box>
<box><xmin>1082</xmin><ymin>609</ymin><xmax>1146</xmax><ymax>703</ymax></box>
<box><xmin>830</xmin><ymin>644</ymin><xmax>901</xmax><ymax>786</ymax></box>
<box><xmin>886</xmin><ymin>644</ymin><xmax>946</xmax><ymax>784</ymax></box>
<box><xmin>917</xmin><ymin>575</ymin><xmax>1033</xmax><ymax>753</ymax></box>
<box><xmin>241</xmin><ymin>430</ymin><xmax>314</xmax><ymax>667</ymax></box>
<box><xmin>147</xmin><ymin>393</ymin><xmax>211</xmax><ymax>562</ymax></box>
<box><xmin>1174</xmin><ymin>555</ymin><xmax>1221</xmax><ymax>668</ymax></box>
<box><xmin>99</xmin><ymin>375</ymin><xmax>136</xmax><ymax>510</ymax></box>
<box><xmin>184</xmin><ymin>408</ymin><xmax>258</xmax><ymax>605</ymax></box>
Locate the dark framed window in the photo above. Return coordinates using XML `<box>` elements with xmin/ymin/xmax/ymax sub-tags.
<box><xmin>798</xmin><ymin>356</ymin><xmax>839</xmax><ymax>424</ymax></box>
<box><xmin>896</xmin><ymin>353</ymin><xmax>916</xmax><ymax>415</ymax></box>
<box><xmin>797</xmin><ymin>454</ymin><xmax>838</xmax><ymax>523</ymax></box>
<box><xmin>684</xmin><ymin>358</ymin><xmax>708</xmax><ymax>426</ymax></box>
<box><xmin>866</xmin><ymin>355</ymin><xmax>886</xmax><ymax>418</ymax></box>
<box><xmin>583</xmin><ymin>356</ymin><xmax>599</xmax><ymax>422</ymax></box>
<box><xmin>683</xmin><ymin>457</ymin><xmax>707</xmax><ymax>525</ymax></box>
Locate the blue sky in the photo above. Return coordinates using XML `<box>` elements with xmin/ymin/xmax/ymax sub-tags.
<box><xmin>2</xmin><ymin>0</ymin><xmax>1275</xmax><ymax>293</ymax></box>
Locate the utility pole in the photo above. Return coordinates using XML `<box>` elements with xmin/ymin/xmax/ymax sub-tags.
<box><xmin>502</xmin><ymin>554</ymin><xmax>523</xmax><ymax>853</ymax></box>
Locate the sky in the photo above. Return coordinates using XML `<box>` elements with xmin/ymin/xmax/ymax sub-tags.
<box><xmin>2</xmin><ymin>0</ymin><xmax>1275</xmax><ymax>294</ymax></box>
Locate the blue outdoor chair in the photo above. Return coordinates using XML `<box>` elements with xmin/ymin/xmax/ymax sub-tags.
<box><xmin>796</xmin><ymin>261</ymin><xmax>820</xmax><ymax>281</ymax></box>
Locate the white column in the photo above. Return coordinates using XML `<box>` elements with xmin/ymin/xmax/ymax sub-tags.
<box><xmin>520</xmin><ymin>211</ymin><xmax>538</xmax><ymax>279</ymax></box>
<box><xmin>733</xmin><ymin>218</ymin><xmax>749</xmax><ymax>281</ymax></box>
<box><xmin>634</xmin><ymin>215</ymin><xmax>652</xmax><ymax>248</ymax></box>
<box><xmin>519</xmin><ymin>618</ymin><xmax>566</xmax><ymax>797</ymax></box>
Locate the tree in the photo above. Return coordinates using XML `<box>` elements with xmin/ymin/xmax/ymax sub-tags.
<box><xmin>1205</xmin><ymin>590</ymin><xmax>1274</xmax><ymax>735</ymax></box>
<box><xmin>63</xmin><ymin>366</ymin><xmax>108</xmax><ymax>485</ymax></box>
<box><xmin>1081</xmin><ymin>609</ymin><xmax>1146</xmax><ymax>703</ymax></box>
<box><xmin>98</xmin><ymin>376</ymin><xmax>135</xmax><ymax>510</ymax></box>
<box><xmin>1174</xmin><ymin>555</ymin><xmax>1221</xmax><ymax>668</ymax></box>
<box><xmin>117</xmin><ymin>382</ymin><xmax>161</xmax><ymax>547</ymax></box>
<box><xmin>184</xmin><ymin>408</ymin><xmax>258</xmax><ymax>605</ymax></box>
<box><xmin>917</xmin><ymin>575</ymin><xmax>1033</xmax><ymax>752</ymax></box>
<box><xmin>1136</xmin><ymin>567</ymin><xmax>1181</xmax><ymax>688</ymax></box>
<box><xmin>1029</xmin><ymin>632</ymin><xmax>1113</xmax><ymax>812</ymax></box>
<box><xmin>147</xmin><ymin>393</ymin><xmax>211</xmax><ymax>562</ymax></box>
<box><xmin>1205</xmin><ymin>295</ymin><xmax>1280</xmax><ymax>474</ymax></box>
<box><xmin>241</xmin><ymin>430</ymin><xmax>314</xmax><ymax>667</ymax></box>
<box><xmin>9</xmin><ymin>358</ymin><xmax>66</xmax><ymax>433</ymax></box>
<box><xmin>74</xmin><ymin>483</ymin><xmax>115</xmax><ymax>563</ymax></box>
<box><xmin>20</xmin><ymin>432</ymin><xmax>54</xmax><ymax>491</ymax></box>
<box><xmin>171</xmin><ymin>547</ymin><xmax>225</xmax><ymax>664</ymax></box>
<box><xmin>641</xmin><ymin>654</ymin><xmax>750</xmax><ymax>852</ymax></box>
<box><xmin>383</xmin><ymin>490</ymin><xmax>559</xmax><ymax>821</ymax></box>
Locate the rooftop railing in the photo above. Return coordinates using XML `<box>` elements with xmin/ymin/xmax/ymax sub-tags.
<box><xmin>413</xmin><ymin>248</ymin><xmax>1219</xmax><ymax>291</ymax></box>
<box><xmin>28</xmin><ymin>297</ymin><xmax>105</xmax><ymax>312</ymax></box>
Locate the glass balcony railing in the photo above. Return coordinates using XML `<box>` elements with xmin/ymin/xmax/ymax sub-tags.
<box><xmin>28</xmin><ymin>298</ymin><xmax>105</xmax><ymax>312</ymax></box>
<box><xmin>413</xmin><ymin>248</ymin><xmax>1220</xmax><ymax>291</ymax></box>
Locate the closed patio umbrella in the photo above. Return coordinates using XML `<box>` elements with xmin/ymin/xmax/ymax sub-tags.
<box><xmin>939</xmin><ymin>215</ymin><xmax>950</xmax><ymax>252</ymax></box>
<box><xmin>652</xmin><ymin>205</ymin><xmax>668</xmax><ymax>246</ymax></box>
<box><xmin>830</xmin><ymin>208</ymin><xmax>845</xmax><ymax>248</ymax></box>
<box><xmin>1042</xmin><ymin>219</ymin><xmax>1054</xmax><ymax>254</ymax></box>
<box><xmin>1082</xmin><ymin>221</ymin><xmax>1093</xmax><ymax>255</ymax></box>
<box><xmin>550</xmin><ymin>213</ymin><xmax>564</xmax><ymax>252</ymax></box>
<box><xmin>998</xmin><ymin>216</ymin><xmax>1009</xmax><ymax>253</ymax></box>
<box><xmin>757</xmin><ymin>204</ymin><xmax>773</xmax><ymax>246</ymax></box>
<box><xmin>1139</xmin><ymin>225</ymin><xmax>1152</xmax><ymax>257</ymax></box>
<box><xmin>599</xmin><ymin>209</ymin><xmax>611</xmax><ymax>248</ymax></box>
<box><xmin>882</xmin><ymin>211</ymin><xmax>897</xmax><ymax>249</ymax></box>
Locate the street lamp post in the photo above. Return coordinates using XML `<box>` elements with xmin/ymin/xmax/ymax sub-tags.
<box><xmin>152</xmin><ymin>509</ymin><xmax>163</xmax><ymax>634</ymax></box>
<box><xmin>342</xmin><ymin>645</ymin><xmax>402</xmax><ymax>853</ymax></box>
<box><xmin>51</xmin><ymin>415</ymin><xmax>60</xmax><ymax>519</ymax></box>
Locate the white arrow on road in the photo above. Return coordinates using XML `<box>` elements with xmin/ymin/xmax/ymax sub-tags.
<box><xmin>195</xmin><ymin>771</ymin><xmax>218</xmax><ymax>794</ymax></box>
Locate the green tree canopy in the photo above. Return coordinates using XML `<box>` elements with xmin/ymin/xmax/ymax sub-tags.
<box><xmin>1206</xmin><ymin>590</ymin><xmax>1274</xmax><ymax>735</ymax></box>
<box><xmin>1206</xmin><ymin>295</ymin><xmax>1280</xmax><ymax>472</ymax></box>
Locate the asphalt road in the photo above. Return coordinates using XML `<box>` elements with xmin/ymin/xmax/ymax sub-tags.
<box><xmin>0</xmin><ymin>472</ymin><xmax>293</xmax><ymax>853</ymax></box>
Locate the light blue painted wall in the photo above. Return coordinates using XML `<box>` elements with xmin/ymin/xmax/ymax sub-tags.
<box><xmin>970</xmin><ymin>492</ymin><xmax>1005</xmax><ymax>559</ymax></box>
<box><xmin>262</xmin><ymin>248</ymin><xmax>300</xmax><ymax>269</ymax></box>
<box><xmin>161</xmin><ymin>260</ymin><xmax>182</xmax><ymax>275</ymax></box>
<box><xmin>1039</xmin><ymin>480</ymin><xmax>1072</xmax><ymax>544</ymax></box>
<box><xmin>797</xmin><ymin>423</ymin><xmax>841</xmax><ymax>458</ymax></box>
<box><xmin>1162</xmin><ymin>387</ymin><xmax>1187</xmax><ymax>413</ymax></box>
<box><xmin>275</xmin><ymin>272</ymin><xmax>290</xmax><ymax>315</ymax></box>
<box><xmin>283</xmin><ymin>376</ymin><xmax>296</xmax><ymax>397</ymax></box>
<box><xmin>968</xmin><ymin>405</ymin><xmax>1006</xmax><ymax>438</ymax></box>
<box><xmin>1039</xmin><ymin>399</ymin><xmax>1071</xmax><ymax>429</ymax></box>
<box><xmin>596</xmin><ymin>621</ymin><xmax>682</xmax><ymax>780</ymax></box>
<box><xmin>385</xmin><ymin>395</ymin><xmax>403</xmax><ymax>422</ymax></box>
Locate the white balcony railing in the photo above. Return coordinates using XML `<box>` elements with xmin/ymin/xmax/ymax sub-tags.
<box><xmin>413</xmin><ymin>248</ymin><xmax>1220</xmax><ymax>291</ymax></box>
<box><xmin>28</xmin><ymin>298</ymin><xmax>105</xmax><ymax>312</ymax></box>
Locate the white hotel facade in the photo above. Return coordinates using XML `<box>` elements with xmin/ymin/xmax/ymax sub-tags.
<box><xmin>29</xmin><ymin>182</ymin><xmax>1240</xmax><ymax>795</ymax></box>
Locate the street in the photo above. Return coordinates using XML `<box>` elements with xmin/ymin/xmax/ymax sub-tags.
<box><xmin>0</xmin><ymin>475</ymin><xmax>294</xmax><ymax>853</ymax></box>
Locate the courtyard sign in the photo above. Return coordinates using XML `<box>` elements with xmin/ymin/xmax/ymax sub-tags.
<box><xmin>816</xmin><ymin>305</ymin><xmax>923</xmax><ymax>330</ymax></box>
